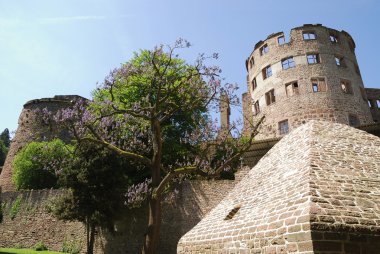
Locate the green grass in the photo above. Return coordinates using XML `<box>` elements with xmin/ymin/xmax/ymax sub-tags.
<box><xmin>0</xmin><ymin>248</ymin><xmax>66</xmax><ymax>254</ymax></box>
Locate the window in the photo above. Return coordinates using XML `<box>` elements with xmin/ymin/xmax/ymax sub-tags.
<box><xmin>265</xmin><ymin>89</ymin><xmax>276</xmax><ymax>105</ymax></box>
<box><xmin>278</xmin><ymin>36</ymin><xmax>286</xmax><ymax>45</ymax></box>
<box><xmin>340</xmin><ymin>80</ymin><xmax>353</xmax><ymax>94</ymax></box>
<box><xmin>335</xmin><ymin>56</ymin><xmax>346</xmax><ymax>67</ymax></box>
<box><xmin>368</xmin><ymin>100</ymin><xmax>374</xmax><ymax>108</ymax></box>
<box><xmin>307</xmin><ymin>54</ymin><xmax>320</xmax><ymax>64</ymax></box>
<box><xmin>224</xmin><ymin>205</ymin><xmax>241</xmax><ymax>220</ymax></box>
<box><xmin>330</xmin><ymin>34</ymin><xmax>339</xmax><ymax>43</ymax></box>
<box><xmin>286</xmin><ymin>81</ymin><xmax>299</xmax><ymax>97</ymax></box>
<box><xmin>251</xmin><ymin>78</ymin><xmax>257</xmax><ymax>91</ymax></box>
<box><xmin>262</xmin><ymin>65</ymin><xmax>272</xmax><ymax>79</ymax></box>
<box><xmin>348</xmin><ymin>115</ymin><xmax>360</xmax><ymax>127</ymax></box>
<box><xmin>360</xmin><ymin>87</ymin><xmax>367</xmax><ymax>101</ymax></box>
<box><xmin>303</xmin><ymin>31</ymin><xmax>316</xmax><ymax>40</ymax></box>
<box><xmin>311</xmin><ymin>78</ymin><xmax>326</xmax><ymax>92</ymax></box>
<box><xmin>282</xmin><ymin>57</ymin><xmax>295</xmax><ymax>70</ymax></box>
<box><xmin>260</xmin><ymin>44</ymin><xmax>269</xmax><ymax>56</ymax></box>
<box><xmin>249</xmin><ymin>57</ymin><xmax>255</xmax><ymax>68</ymax></box>
<box><xmin>279</xmin><ymin>120</ymin><xmax>289</xmax><ymax>135</ymax></box>
<box><xmin>377</xmin><ymin>100</ymin><xmax>380</xmax><ymax>108</ymax></box>
<box><xmin>254</xmin><ymin>101</ymin><xmax>260</xmax><ymax>115</ymax></box>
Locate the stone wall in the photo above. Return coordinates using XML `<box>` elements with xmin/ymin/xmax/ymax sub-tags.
<box><xmin>0</xmin><ymin>96</ymin><xmax>85</xmax><ymax>192</ymax></box>
<box><xmin>245</xmin><ymin>24</ymin><xmax>373</xmax><ymax>139</ymax></box>
<box><xmin>365</xmin><ymin>88</ymin><xmax>380</xmax><ymax>122</ymax></box>
<box><xmin>0</xmin><ymin>179</ymin><xmax>239</xmax><ymax>253</ymax></box>
<box><xmin>178</xmin><ymin>120</ymin><xmax>380</xmax><ymax>253</ymax></box>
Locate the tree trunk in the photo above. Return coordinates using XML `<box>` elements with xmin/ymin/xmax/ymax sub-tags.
<box><xmin>88</xmin><ymin>223</ymin><xmax>96</xmax><ymax>254</ymax></box>
<box><xmin>142</xmin><ymin>119</ymin><xmax>163</xmax><ymax>254</ymax></box>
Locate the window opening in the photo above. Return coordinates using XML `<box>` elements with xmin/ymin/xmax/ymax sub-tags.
<box><xmin>307</xmin><ymin>54</ymin><xmax>320</xmax><ymax>64</ymax></box>
<box><xmin>252</xmin><ymin>78</ymin><xmax>257</xmax><ymax>91</ymax></box>
<box><xmin>262</xmin><ymin>65</ymin><xmax>272</xmax><ymax>79</ymax></box>
<box><xmin>278</xmin><ymin>36</ymin><xmax>286</xmax><ymax>45</ymax></box>
<box><xmin>249</xmin><ymin>57</ymin><xmax>254</xmax><ymax>68</ymax></box>
<box><xmin>265</xmin><ymin>89</ymin><xmax>276</xmax><ymax>105</ymax></box>
<box><xmin>224</xmin><ymin>205</ymin><xmax>241</xmax><ymax>220</ymax></box>
<box><xmin>311</xmin><ymin>78</ymin><xmax>326</xmax><ymax>92</ymax></box>
<box><xmin>260</xmin><ymin>44</ymin><xmax>269</xmax><ymax>56</ymax></box>
<box><xmin>341</xmin><ymin>80</ymin><xmax>352</xmax><ymax>94</ymax></box>
<box><xmin>330</xmin><ymin>34</ymin><xmax>339</xmax><ymax>43</ymax></box>
<box><xmin>282</xmin><ymin>57</ymin><xmax>295</xmax><ymax>70</ymax></box>
<box><xmin>279</xmin><ymin>120</ymin><xmax>289</xmax><ymax>135</ymax></box>
<box><xmin>286</xmin><ymin>81</ymin><xmax>299</xmax><ymax>97</ymax></box>
<box><xmin>303</xmin><ymin>32</ymin><xmax>316</xmax><ymax>40</ymax></box>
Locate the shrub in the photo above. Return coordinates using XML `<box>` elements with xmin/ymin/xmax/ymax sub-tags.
<box><xmin>34</xmin><ymin>241</ymin><xmax>48</xmax><ymax>251</ymax></box>
<box><xmin>12</xmin><ymin>139</ymin><xmax>73</xmax><ymax>190</ymax></box>
<box><xmin>9</xmin><ymin>195</ymin><xmax>22</xmax><ymax>220</ymax></box>
<box><xmin>62</xmin><ymin>238</ymin><xmax>82</xmax><ymax>254</ymax></box>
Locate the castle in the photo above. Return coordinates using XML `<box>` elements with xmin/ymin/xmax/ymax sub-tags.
<box><xmin>0</xmin><ymin>24</ymin><xmax>380</xmax><ymax>253</ymax></box>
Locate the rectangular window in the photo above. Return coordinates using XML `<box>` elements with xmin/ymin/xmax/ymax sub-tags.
<box><xmin>335</xmin><ymin>56</ymin><xmax>346</xmax><ymax>67</ymax></box>
<box><xmin>377</xmin><ymin>100</ymin><xmax>380</xmax><ymax>108</ymax></box>
<box><xmin>249</xmin><ymin>57</ymin><xmax>255</xmax><ymax>68</ymax></box>
<box><xmin>254</xmin><ymin>100</ymin><xmax>260</xmax><ymax>115</ymax></box>
<box><xmin>265</xmin><ymin>89</ymin><xmax>276</xmax><ymax>105</ymax></box>
<box><xmin>262</xmin><ymin>65</ymin><xmax>272</xmax><ymax>79</ymax></box>
<box><xmin>286</xmin><ymin>81</ymin><xmax>299</xmax><ymax>97</ymax></box>
<box><xmin>303</xmin><ymin>31</ymin><xmax>316</xmax><ymax>40</ymax></box>
<box><xmin>330</xmin><ymin>34</ymin><xmax>339</xmax><ymax>43</ymax></box>
<box><xmin>307</xmin><ymin>54</ymin><xmax>320</xmax><ymax>64</ymax></box>
<box><xmin>341</xmin><ymin>80</ymin><xmax>353</xmax><ymax>94</ymax></box>
<box><xmin>279</xmin><ymin>120</ymin><xmax>289</xmax><ymax>135</ymax></box>
<box><xmin>278</xmin><ymin>36</ymin><xmax>286</xmax><ymax>45</ymax></box>
<box><xmin>251</xmin><ymin>78</ymin><xmax>257</xmax><ymax>91</ymax></box>
<box><xmin>348</xmin><ymin>115</ymin><xmax>360</xmax><ymax>127</ymax></box>
<box><xmin>260</xmin><ymin>44</ymin><xmax>269</xmax><ymax>56</ymax></box>
<box><xmin>311</xmin><ymin>78</ymin><xmax>326</xmax><ymax>92</ymax></box>
<box><xmin>282</xmin><ymin>57</ymin><xmax>295</xmax><ymax>70</ymax></box>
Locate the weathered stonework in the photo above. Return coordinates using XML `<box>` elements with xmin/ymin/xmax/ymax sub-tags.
<box><xmin>245</xmin><ymin>24</ymin><xmax>374</xmax><ymax>139</ymax></box>
<box><xmin>0</xmin><ymin>95</ymin><xmax>85</xmax><ymax>192</ymax></box>
<box><xmin>365</xmin><ymin>88</ymin><xmax>380</xmax><ymax>122</ymax></box>
<box><xmin>177</xmin><ymin>120</ymin><xmax>380</xmax><ymax>253</ymax></box>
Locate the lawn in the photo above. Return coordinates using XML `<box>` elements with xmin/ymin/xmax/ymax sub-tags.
<box><xmin>0</xmin><ymin>249</ymin><xmax>66</xmax><ymax>254</ymax></box>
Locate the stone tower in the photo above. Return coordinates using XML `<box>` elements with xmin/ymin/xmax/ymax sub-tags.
<box><xmin>245</xmin><ymin>24</ymin><xmax>373</xmax><ymax>139</ymax></box>
<box><xmin>0</xmin><ymin>95</ymin><xmax>84</xmax><ymax>192</ymax></box>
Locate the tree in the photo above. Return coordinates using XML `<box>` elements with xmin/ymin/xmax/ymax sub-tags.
<box><xmin>12</xmin><ymin>139</ymin><xmax>72</xmax><ymax>190</ymax></box>
<box><xmin>0</xmin><ymin>140</ymin><xmax>7</xmax><ymax>167</ymax></box>
<box><xmin>46</xmin><ymin>40</ymin><xmax>263</xmax><ymax>254</ymax></box>
<box><xmin>49</xmin><ymin>141</ymin><xmax>128</xmax><ymax>254</ymax></box>
<box><xmin>0</xmin><ymin>128</ymin><xmax>10</xmax><ymax>148</ymax></box>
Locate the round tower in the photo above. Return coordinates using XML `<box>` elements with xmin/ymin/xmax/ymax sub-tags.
<box><xmin>0</xmin><ymin>95</ymin><xmax>85</xmax><ymax>192</ymax></box>
<box><xmin>246</xmin><ymin>24</ymin><xmax>373</xmax><ymax>139</ymax></box>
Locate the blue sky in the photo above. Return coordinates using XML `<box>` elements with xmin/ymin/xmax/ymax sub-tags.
<box><xmin>1</xmin><ymin>0</ymin><xmax>380</xmax><ymax>133</ymax></box>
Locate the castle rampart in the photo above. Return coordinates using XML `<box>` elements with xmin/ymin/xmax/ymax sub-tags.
<box><xmin>246</xmin><ymin>24</ymin><xmax>373</xmax><ymax>139</ymax></box>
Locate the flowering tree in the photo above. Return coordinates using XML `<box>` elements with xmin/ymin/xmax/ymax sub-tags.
<box><xmin>46</xmin><ymin>40</ymin><xmax>263</xmax><ymax>254</ymax></box>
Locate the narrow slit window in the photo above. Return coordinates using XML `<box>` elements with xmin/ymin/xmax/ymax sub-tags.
<box><xmin>224</xmin><ymin>205</ymin><xmax>241</xmax><ymax>220</ymax></box>
<box><xmin>254</xmin><ymin>100</ymin><xmax>260</xmax><ymax>115</ymax></box>
<box><xmin>249</xmin><ymin>57</ymin><xmax>255</xmax><ymax>68</ymax></box>
<box><xmin>282</xmin><ymin>57</ymin><xmax>295</xmax><ymax>70</ymax></box>
<box><xmin>252</xmin><ymin>78</ymin><xmax>257</xmax><ymax>91</ymax></box>
<box><xmin>279</xmin><ymin>120</ymin><xmax>289</xmax><ymax>135</ymax></box>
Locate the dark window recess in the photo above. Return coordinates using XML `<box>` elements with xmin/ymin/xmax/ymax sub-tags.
<box><xmin>262</xmin><ymin>65</ymin><xmax>272</xmax><ymax>79</ymax></box>
<box><xmin>282</xmin><ymin>57</ymin><xmax>295</xmax><ymax>70</ymax></box>
<box><xmin>341</xmin><ymin>80</ymin><xmax>353</xmax><ymax>94</ymax></box>
<box><xmin>286</xmin><ymin>82</ymin><xmax>299</xmax><ymax>97</ymax></box>
<box><xmin>254</xmin><ymin>100</ymin><xmax>260</xmax><ymax>115</ymax></box>
<box><xmin>348</xmin><ymin>115</ymin><xmax>360</xmax><ymax>127</ymax></box>
<box><xmin>260</xmin><ymin>44</ymin><xmax>269</xmax><ymax>56</ymax></box>
<box><xmin>303</xmin><ymin>32</ymin><xmax>316</xmax><ymax>40</ymax></box>
<box><xmin>279</xmin><ymin>120</ymin><xmax>289</xmax><ymax>135</ymax></box>
<box><xmin>224</xmin><ymin>205</ymin><xmax>241</xmax><ymax>220</ymax></box>
<box><xmin>265</xmin><ymin>89</ymin><xmax>276</xmax><ymax>105</ymax></box>
<box><xmin>249</xmin><ymin>57</ymin><xmax>255</xmax><ymax>68</ymax></box>
<box><xmin>311</xmin><ymin>78</ymin><xmax>326</xmax><ymax>92</ymax></box>
<box><xmin>368</xmin><ymin>100</ymin><xmax>374</xmax><ymax>108</ymax></box>
<box><xmin>278</xmin><ymin>36</ymin><xmax>286</xmax><ymax>45</ymax></box>
<box><xmin>335</xmin><ymin>56</ymin><xmax>346</xmax><ymax>67</ymax></box>
<box><xmin>252</xmin><ymin>78</ymin><xmax>257</xmax><ymax>91</ymax></box>
<box><xmin>330</xmin><ymin>34</ymin><xmax>339</xmax><ymax>43</ymax></box>
<box><xmin>307</xmin><ymin>54</ymin><xmax>320</xmax><ymax>64</ymax></box>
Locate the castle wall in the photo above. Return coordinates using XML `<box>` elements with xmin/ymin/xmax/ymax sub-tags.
<box><xmin>0</xmin><ymin>96</ymin><xmax>83</xmax><ymax>192</ymax></box>
<box><xmin>0</xmin><ymin>179</ymin><xmax>239</xmax><ymax>254</ymax></box>
<box><xmin>246</xmin><ymin>24</ymin><xmax>373</xmax><ymax>139</ymax></box>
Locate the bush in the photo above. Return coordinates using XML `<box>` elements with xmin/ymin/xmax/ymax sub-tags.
<box><xmin>12</xmin><ymin>139</ymin><xmax>73</xmax><ymax>190</ymax></box>
<box><xmin>9</xmin><ymin>195</ymin><xmax>22</xmax><ymax>220</ymax></box>
<box><xmin>62</xmin><ymin>238</ymin><xmax>82</xmax><ymax>254</ymax></box>
<box><xmin>0</xmin><ymin>140</ymin><xmax>8</xmax><ymax>167</ymax></box>
<box><xmin>34</xmin><ymin>241</ymin><xmax>48</xmax><ymax>251</ymax></box>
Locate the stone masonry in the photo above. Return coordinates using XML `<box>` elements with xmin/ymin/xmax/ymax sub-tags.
<box><xmin>177</xmin><ymin>120</ymin><xmax>380</xmax><ymax>253</ymax></box>
<box><xmin>244</xmin><ymin>24</ymin><xmax>374</xmax><ymax>139</ymax></box>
